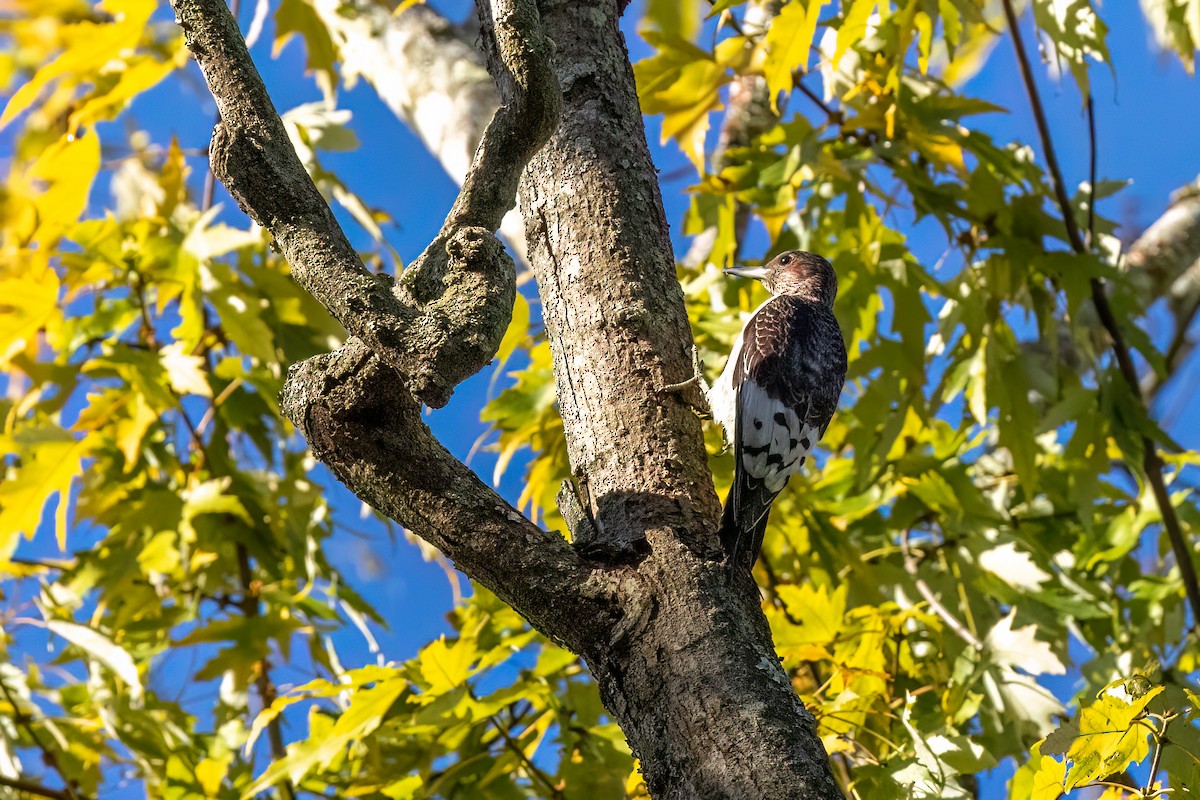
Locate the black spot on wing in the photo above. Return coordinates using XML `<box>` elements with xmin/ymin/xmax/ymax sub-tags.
<box><xmin>733</xmin><ymin>295</ymin><xmax>847</xmax><ymax>443</ymax></box>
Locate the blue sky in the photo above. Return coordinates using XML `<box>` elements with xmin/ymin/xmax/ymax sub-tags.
<box><xmin>7</xmin><ymin>0</ymin><xmax>1200</xmax><ymax>795</ymax></box>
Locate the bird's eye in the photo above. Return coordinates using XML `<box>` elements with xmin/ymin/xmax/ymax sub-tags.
<box><xmin>779</xmin><ymin>254</ymin><xmax>793</xmax><ymax>264</ymax></box>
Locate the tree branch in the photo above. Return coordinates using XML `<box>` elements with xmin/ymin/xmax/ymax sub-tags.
<box><xmin>0</xmin><ymin>776</ymin><xmax>90</xmax><ymax>800</ymax></box>
<box><xmin>1001</xmin><ymin>0</ymin><xmax>1200</xmax><ymax>633</ymax></box>
<box><xmin>171</xmin><ymin>0</ymin><xmax>618</xmax><ymax>652</ymax></box>
<box><xmin>172</xmin><ymin>0</ymin><xmax>548</xmax><ymax>407</ymax></box>
<box><xmin>1126</xmin><ymin>177</ymin><xmax>1200</xmax><ymax>300</ymax></box>
<box><xmin>305</xmin><ymin>1</ymin><xmax>530</xmax><ymax>262</ymax></box>
<box><xmin>235</xmin><ymin>543</ymin><xmax>294</xmax><ymax>800</ymax></box>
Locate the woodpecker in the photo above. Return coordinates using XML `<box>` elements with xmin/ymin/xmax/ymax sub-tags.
<box><xmin>710</xmin><ymin>250</ymin><xmax>848</xmax><ymax>572</ymax></box>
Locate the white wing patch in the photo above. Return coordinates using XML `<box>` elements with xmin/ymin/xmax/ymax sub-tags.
<box><xmin>738</xmin><ymin>381</ymin><xmax>817</xmax><ymax>493</ymax></box>
<box><xmin>709</xmin><ymin>298</ymin><xmax>773</xmax><ymax>444</ymax></box>
<box><xmin>709</xmin><ymin>334</ymin><xmax>742</xmax><ymax>443</ymax></box>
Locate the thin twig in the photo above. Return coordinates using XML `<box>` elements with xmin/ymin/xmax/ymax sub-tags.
<box><xmin>709</xmin><ymin>0</ymin><xmax>747</xmax><ymax>37</ymax></box>
<box><xmin>1143</xmin><ymin>714</ymin><xmax>1168</xmax><ymax>795</ymax></box>
<box><xmin>488</xmin><ymin>712</ymin><xmax>562</xmax><ymax>798</ymax></box>
<box><xmin>758</xmin><ymin>556</ymin><xmax>804</xmax><ymax>627</ymax></box>
<box><xmin>0</xmin><ymin>675</ymin><xmax>82</xmax><ymax>800</ymax></box>
<box><xmin>1146</xmin><ymin>293</ymin><xmax>1200</xmax><ymax>399</ymax></box>
<box><xmin>1086</xmin><ymin>95</ymin><xmax>1097</xmax><ymax>249</ymax></box>
<box><xmin>236</xmin><ymin>545</ymin><xmax>295</xmax><ymax>800</ymax></box>
<box><xmin>900</xmin><ymin>530</ymin><xmax>983</xmax><ymax>651</ymax></box>
<box><xmin>1165</xmin><ymin>296</ymin><xmax>1200</xmax><ymax>375</ymax></box>
<box><xmin>792</xmin><ymin>73</ymin><xmax>839</xmax><ymax>123</ymax></box>
<box><xmin>1001</xmin><ymin>0</ymin><xmax>1200</xmax><ymax>635</ymax></box>
<box><xmin>0</xmin><ymin>776</ymin><xmax>91</xmax><ymax>800</ymax></box>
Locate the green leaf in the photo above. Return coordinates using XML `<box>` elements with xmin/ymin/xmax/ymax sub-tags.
<box><xmin>1141</xmin><ymin>0</ymin><xmax>1200</xmax><ymax>73</ymax></box>
<box><xmin>1031</xmin><ymin>0</ymin><xmax>1111</xmax><ymax>96</ymax></box>
<box><xmin>47</xmin><ymin>620</ymin><xmax>143</xmax><ymax>703</ymax></box>
<box><xmin>244</xmin><ymin>676</ymin><xmax>408</xmax><ymax>797</ymax></box>
<box><xmin>643</xmin><ymin>0</ymin><xmax>702</xmax><ymax>39</ymax></box>
<box><xmin>416</xmin><ymin>635</ymin><xmax>478</xmax><ymax>699</ymax></box>
<box><xmin>274</xmin><ymin>0</ymin><xmax>338</xmax><ymax>84</ymax></box>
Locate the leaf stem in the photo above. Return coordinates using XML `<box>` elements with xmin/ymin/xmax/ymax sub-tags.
<box><xmin>1086</xmin><ymin>95</ymin><xmax>1097</xmax><ymax>248</ymax></box>
<box><xmin>1143</xmin><ymin>713</ymin><xmax>1169</xmax><ymax>796</ymax></box>
<box><xmin>901</xmin><ymin>530</ymin><xmax>983</xmax><ymax>651</ymax></box>
<box><xmin>236</xmin><ymin>544</ymin><xmax>295</xmax><ymax>800</ymax></box>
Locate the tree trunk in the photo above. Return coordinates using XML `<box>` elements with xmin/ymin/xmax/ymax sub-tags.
<box><xmin>174</xmin><ymin>0</ymin><xmax>845</xmax><ymax>794</ymax></box>
<box><xmin>519</xmin><ymin>2</ymin><xmax>843</xmax><ymax>797</ymax></box>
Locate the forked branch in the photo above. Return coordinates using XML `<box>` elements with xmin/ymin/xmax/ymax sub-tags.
<box><xmin>170</xmin><ymin>0</ymin><xmax>616</xmax><ymax>650</ymax></box>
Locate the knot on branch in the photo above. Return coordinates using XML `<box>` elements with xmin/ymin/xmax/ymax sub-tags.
<box><xmin>390</xmin><ymin>226</ymin><xmax>516</xmax><ymax>408</ymax></box>
<box><xmin>281</xmin><ymin>339</ymin><xmax>417</xmax><ymax>459</ymax></box>
<box><xmin>446</xmin><ymin>225</ymin><xmax>504</xmax><ymax>268</ymax></box>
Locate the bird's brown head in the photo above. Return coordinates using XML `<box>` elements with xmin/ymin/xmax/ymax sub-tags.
<box><xmin>724</xmin><ymin>250</ymin><xmax>837</xmax><ymax>307</ymax></box>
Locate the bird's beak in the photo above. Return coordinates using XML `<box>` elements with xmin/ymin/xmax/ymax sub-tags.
<box><xmin>723</xmin><ymin>265</ymin><xmax>771</xmax><ymax>282</ymax></box>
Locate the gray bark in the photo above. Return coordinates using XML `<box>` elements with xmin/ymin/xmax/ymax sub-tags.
<box><xmin>518</xmin><ymin>2</ymin><xmax>841</xmax><ymax>797</ymax></box>
<box><xmin>1119</xmin><ymin>177</ymin><xmax>1200</xmax><ymax>393</ymax></box>
<box><xmin>173</xmin><ymin>0</ymin><xmax>844</xmax><ymax>796</ymax></box>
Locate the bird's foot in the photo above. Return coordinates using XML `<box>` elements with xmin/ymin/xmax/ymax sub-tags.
<box><xmin>656</xmin><ymin>346</ymin><xmax>712</xmax><ymax>419</ymax></box>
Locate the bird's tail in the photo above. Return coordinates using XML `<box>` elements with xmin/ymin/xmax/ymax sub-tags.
<box><xmin>720</xmin><ymin>497</ymin><xmax>771</xmax><ymax>573</ymax></box>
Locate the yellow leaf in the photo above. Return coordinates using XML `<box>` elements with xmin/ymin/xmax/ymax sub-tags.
<box><xmin>763</xmin><ymin>0</ymin><xmax>831</xmax><ymax>111</ymax></box>
<box><xmin>635</xmin><ymin>35</ymin><xmax>728</xmax><ymax>173</ymax></box>
<box><xmin>758</xmin><ymin>201</ymin><xmax>799</xmax><ymax>245</ymax></box>
<box><xmin>116</xmin><ymin>393</ymin><xmax>159</xmax><ymax>471</ymax></box>
<box><xmin>160</xmin><ymin>341</ymin><xmax>212</xmax><ymax>397</ymax></box>
<box><xmin>776</xmin><ymin>582</ymin><xmax>847</xmax><ymax>644</ymax></box>
<box><xmin>495</xmin><ymin>292</ymin><xmax>530</xmax><ymax>368</ymax></box>
<box><xmin>521</xmin><ymin>708</ymin><xmax>554</xmax><ymax>761</ymax></box>
<box><xmin>195</xmin><ymin>757</ymin><xmax>228</xmax><ymax>797</ymax></box>
<box><xmin>941</xmin><ymin>24</ymin><xmax>1000</xmax><ymax>86</ymax></box>
<box><xmin>30</xmin><ymin>129</ymin><xmax>101</xmax><ymax>245</ymax></box>
<box><xmin>190</xmin><ymin>549</ymin><xmax>220</xmax><ymax>570</ymax></box>
<box><xmin>821</xmin><ymin>734</ymin><xmax>854</xmax><ymax>755</ymax></box>
<box><xmin>625</xmin><ymin>760</ymin><xmax>651</xmax><ymax>799</ymax></box>
<box><xmin>0</xmin><ymin>255</ymin><xmax>59</xmax><ymax>366</ymax></box>
<box><xmin>69</xmin><ymin>50</ymin><xmax>182</xmax><ymax>131</ymax></box>
<box><xmin>1065</xmin><ymin>686</ymin><xmax>1163</xmax><ymax>789</ymax></box>
<box><xmin>417</xmin><ymin>636</ymin><xmax>477</xmax><ymax>698</ymax></box>
<box><xmin>0</xmin><ymin>426</ymin><xmax>94</xmax><ymax>555</ymax></box>
<box><xmin>1030</xmin><ymin>754</ymin><xmax>1065</xmax><ymax>800</ymax></box>
<box><xmin>835</xmin><ymin>0</ymin><xmax>877</xmax><ymax>67</ymax></box>
<box><xmin>381</xmin><ymin>776</ymin><xmax>423</xmax><ymax>798</ymax></box>
<box><xmin>1</xmin><ymin>0</ymin><xmax>157</xmax><ymax>128</ymax></box>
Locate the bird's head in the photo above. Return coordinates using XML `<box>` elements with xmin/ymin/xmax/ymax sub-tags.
<box><xmin>724</xmin><ymin>250</ymin><xmax>837</xmax><ymax>307</ymax></box>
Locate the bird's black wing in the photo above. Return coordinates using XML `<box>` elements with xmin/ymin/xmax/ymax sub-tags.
<box><xmin>720</xmin><ymin>297</ymin><xmax>847</xmax><ymax>570</ymax></box>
